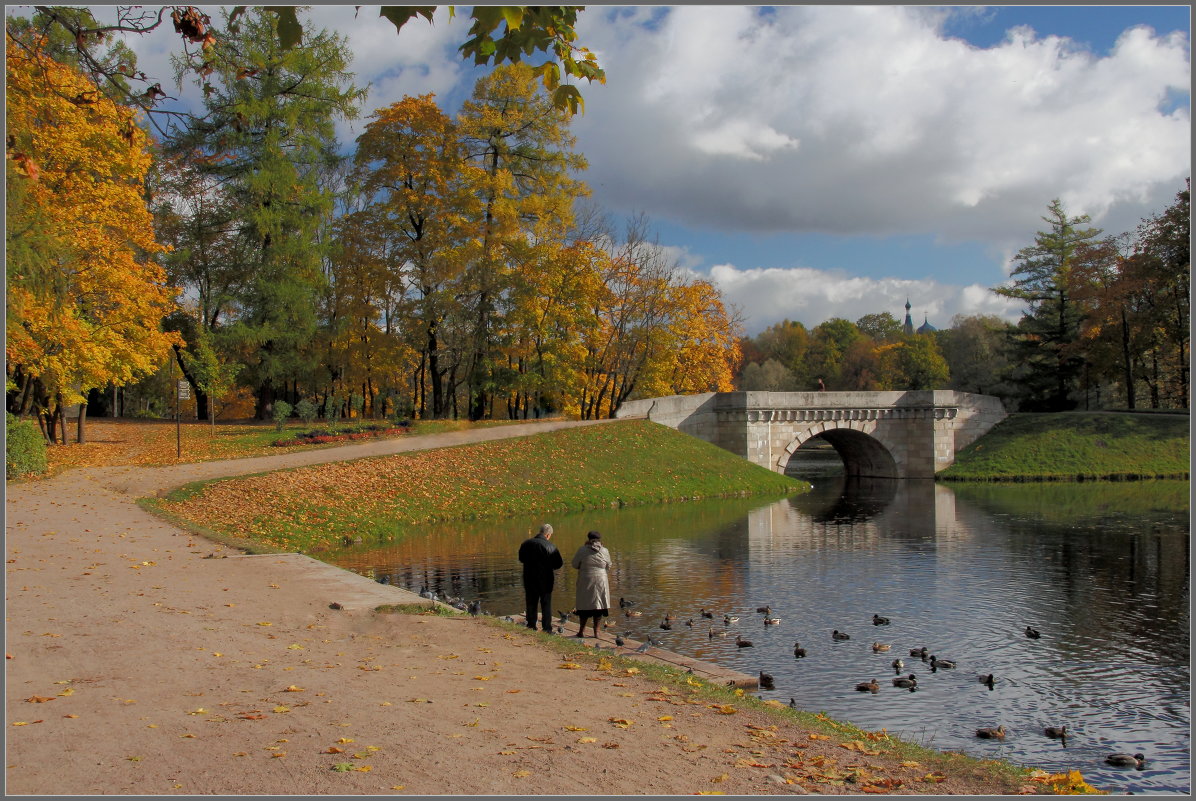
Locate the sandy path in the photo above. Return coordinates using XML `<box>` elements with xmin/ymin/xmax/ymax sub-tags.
<box><xmin>5</xmin><ymin>420</ymin><xmax>1036</xmax><ymax>795</ymax></box>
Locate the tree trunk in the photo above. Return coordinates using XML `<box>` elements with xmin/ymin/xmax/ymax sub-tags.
<box><xmin>1118</xmin><ymin>305</ymin><xmax>1135</xmax><ymax>410</ymax></box>
<box><xmin>76</xmin><ymin>400</ymin><xmax>87</xmax><ymax>444</ymax></box>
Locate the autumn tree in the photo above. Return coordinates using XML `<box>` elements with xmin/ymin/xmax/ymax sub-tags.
<box><xmin>804</xmin><ymin>318</ymin><xmax>863</xmax><ymax>390</ymax></box>
<box><xmin>994</xmin><ymin>199</ymin><xmax>1102</xmax><ymax>411</ymax></box>
<box><xmin>165</xmin><ymin>8</ymin><xmax>365</xmax><ymax>418</ymax></box>
<box><xmin>940</xmin><ymin>314</ymin><xmax>1018</xmax><ymax>399</ymax></box>
<box><xmin>5</xmin><ymin>35</ymin><xmax>181</xmax><ymax>443</ymax></box>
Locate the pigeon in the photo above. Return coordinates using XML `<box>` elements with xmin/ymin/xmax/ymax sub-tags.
<box><xmin>468</xmin><ymin>600</ymin><xmax>482</xmax><ymax>616</ymax></box>
<box><xmin>557</xmin><ymin>610</ymin><xmax>570</xmax><ymax>623</ymax></box>
<box><xmin>635</xmin><ymin>640</ymin><xmax>651</xmax><ymax>653</ymax></box>
<box><xmin>615</xmin><ymin>634</ymin><xmax>625</xmax><ymax>647</ymax></box>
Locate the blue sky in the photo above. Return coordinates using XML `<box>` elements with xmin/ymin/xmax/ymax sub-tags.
<box><xmin>89</xmin><ymin>5</ymin><xmax>1192</xmax><ymax>334</ymax></box>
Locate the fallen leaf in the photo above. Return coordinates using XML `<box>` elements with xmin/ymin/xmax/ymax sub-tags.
<box><xmin>808</xmin><ymin>733</ymin><xmax>830</xmax><ymax>741</ymax></box>
<box><xmin>58</xmin><ymin>688</ymin><xmax>75</xmax><ymax>697</ymax></box>
<box><xmin>282</xmin><ymin>685</ymin><xmax>304</xmax><ymax>692</ymax></box>
<box><xmin>900</xmin><ymin>761</ymin><xmax>921</xmax><ymax>769</ymax></box>
<box><xmin>564</xmin><ymin>726</ymin><xmax>588</xmax><ymax>732</ymax></box>
<box><xmin>473</xmin><ymin>675</ymin><xmax>492</xmax><ymax>681</ymax></box>
<box><xmin>658</xmin><ymin>715</ymin><xmax>674</xmax><ymax>722</ymax></box>
<box><xmin>25</xmin><ymin>696</ymin><xmax>55</xmax><ymax>703</ymax></box>
<box><xmin>336</xmin><ymin>738</ymin><xmax>354</xmax><ymax>744</ymax></box>
<box><xmin>287</xmin><ymin>644</ymin><xmax>303</xmax><ymax>650</ymax></box>
<box><xmin>711</xmin><ymin>773</ymin><xmax>730</xmax><ymax>783</ymax></box>
<box><xmin>180</xmin><ymin>733</ymin><xmax>196</xmax><ymax>739</ymax></box>
<box><xmin>272</xmin><ymin>706</ymin><xmax>290</xmax><ymax>713</ymax></box>
<box><xmin>499</xmin><ymin>750</ymin><xmax>516</xmax><ymax>755</ymax></box>
<box><xmin>513</xmin><ymin>770</ymin><xmax>531</xmax><ymax>778</ymax></box>
<box><xmin>577</xmin><ymin>737</ymin><xmax>597</xmax><ymax>743</ymax></box>
<box><xmin>558</xmin><ymin>663</ymin><xmax>583</xmax><ymax>670</ymax></box>
<box><xmin>63</xmin><ymin>714</ymin><xmax>78</xmax><ymax>719</ymax></box>
<box><xmin>326</xmin><ymin>747</ymin><xmax>345</xmax><ymax>754</ymax></box>
<box><xmin>257</xmin><ymin>622</ymin><xmax>272</xmax><ymax>627</ymax></box>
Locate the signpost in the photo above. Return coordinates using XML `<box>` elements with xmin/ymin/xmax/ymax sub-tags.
<box><xmin>177</xmin><ymin>379</ymin><xmax>190</xmax><ymax>459</ymax></box>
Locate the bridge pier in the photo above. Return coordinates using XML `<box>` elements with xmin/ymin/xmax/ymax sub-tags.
<box><xmin>616</xmin><ymin>391</ymin><xmax>1006</xmax><ymax>479</ymax></box>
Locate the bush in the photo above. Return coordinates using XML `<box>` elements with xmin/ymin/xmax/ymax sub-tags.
<box><xmin>295</xmin><ymin>398</ymin><xmax>318</xmax><ymax>426</ymax></box>
<box><xmin>6</xmin><ymin>413</ymin><xmax>47</xmax><ymax>479</ymax></box>
<box><xmin>272</xmin><ymin>400</ymin><xmax>293</xmax><ymax>431</ymax></box>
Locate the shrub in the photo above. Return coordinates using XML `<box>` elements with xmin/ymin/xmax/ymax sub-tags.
<box><xmin>6</xmin><ymin>413</ymin><xmax>47</xmax><ymax>479</ymax></box>
<box><xmin>295</xmin><ymin>398</ymin><xmax>318</xmax><ymax>426</ymax></box>
<box><xmin>272</xmin><ymin>400</ymin><xmax>293</xmax><ymax>431</ymax></box>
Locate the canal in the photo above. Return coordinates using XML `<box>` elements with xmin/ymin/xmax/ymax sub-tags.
<box><xmin>329</xmin><ymin>470</ymin><xmax>1190</xmax><ymax>795</ymax></box>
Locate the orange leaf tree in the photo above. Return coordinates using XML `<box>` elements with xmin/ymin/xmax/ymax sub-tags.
<box><xmin>5</xmin><ymin>35</ymin><xmax>181</xmax><ymax>441</ymax></box>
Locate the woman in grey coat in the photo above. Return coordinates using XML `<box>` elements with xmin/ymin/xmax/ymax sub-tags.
<box><xmin>571</xmin><ymin>531</ymin><xmax>612</xmax><ymax>638</ymax></box>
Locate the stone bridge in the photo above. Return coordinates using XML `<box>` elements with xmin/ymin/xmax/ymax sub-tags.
<box><xmin>615</xmin><ymin>391</ymin><xmax>1007</xmax><ymax>479</ymax></box>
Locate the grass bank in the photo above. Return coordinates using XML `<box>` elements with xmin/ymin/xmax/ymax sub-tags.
<box><xmin>940</xmin><ymin>411</ymin><xmax>1190</xmax><ymax>482</ymax></box>
<box><xmin>147</xmin><ymin>419</ymin><xmax>805</xmax><ymax>553</ymax></box>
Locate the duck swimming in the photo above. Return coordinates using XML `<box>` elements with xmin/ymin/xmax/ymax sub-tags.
<box><xmin>735</xmin><ymin>635</ymin><xmax>754</xmax><ymax>648</ymax></box>
<box><xmin>892</xmin><ymin>674</ymin><xmax>917</xmax><ymax>688</ymax></box>
<box><xmin>975</xmin><ymin>725</ymin><xmax>1006</xmax><ymax>739</ymax></box>
<box><xmin>723</xmin><ymin>614</ymin><xmax>740</xmax><ymax>625</ymax></box>
<box><xmin>929</xmin><ymin>656</ymin><xmax>956</xmax><ymax>670</ymax></box>
<box><xmin>855</xmin><ymin>679</ymin><xmax>880</xmax><ymax>693</ymax></box>
<box><xmin>978</xmin><ymin>673</ymin><xmax>995</xmax><ymax>688</ymax></box>
<box><xmin>619</xmin><ymin>597</ymin><xmax>635</xmax><ymax>609</ymax></box>
<box><xmin>1043</xmin><ymin>725</ymin><xmax>1068</xmax><ymax>739</ymax></box>
<box><xmin>625</xmin><ymin>609</ymin><xmax>643</xmax><ymax>618</ymax></box>
<box><xmin>763</xmin><ymin>616</ymin><xmax>782</xmax><ymax>626</ymax></box>
<box><xmin>700</xmin><ymin>609</ymin><xmax>714</xmax><ymax>619</ymax></box>
<box><xmin>756</xmin><ymin>605</ymin><xmax>772</xmax><ymax>614</ymax></box>
<box><xmin>1025</xmin><ymin>626</ymin><xmax>1041</xmax><ymax>639</ymax></box>
<box><xmin>891</xmin><ymin>658</ymin><xmax>904</xmax><ymax>672</ymax></box>
<box><xmin>872</xmin><ymin>642</ymin><xmax>891</xmax><ymax>652</ymax></box>
<box><xmin>793</xmin><ymin>642</ymin><xmax>807</xmax><ymax>658</ymax></box>
<box><xmin>872</xmin><ymin>614</ymin><xmax>891</xmax><ymax>626</ymax></box>
<box><xmin>909</xmin><ymin>646</ymin><xmax>928</xmax><ymax>659</ymax></box>
<box><xmin>1105</xmin><ymin>753</ymin><xmax>1145</xmax><ymax>768</ymax></box>
<box><xmin>832</xmin><ymin>630</ymin><xmax>851</xmax><ymax>641</ymax></box>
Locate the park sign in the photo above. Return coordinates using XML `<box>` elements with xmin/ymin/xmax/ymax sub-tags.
<box><xmin>178</xmin><ymin>380</ymin><xmax>191</xmax><ymax>401</ymax></box>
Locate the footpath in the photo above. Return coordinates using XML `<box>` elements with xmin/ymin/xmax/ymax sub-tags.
<box><xmin>5</xmin><ymin>419</ymin><xmax>1036</xmax><ymax>795</ymax></box>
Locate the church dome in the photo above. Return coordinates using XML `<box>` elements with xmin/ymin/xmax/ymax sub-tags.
<box><xmin>916</xmin><ymin>316</ymin><xmax>937</xmax><ymax>335</ymax></box>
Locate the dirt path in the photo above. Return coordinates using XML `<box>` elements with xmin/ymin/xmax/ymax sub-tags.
<box><xmin>5</xmin><ymin>420</ymin><xmax>1042</xmax><ymax>795</ymax></box>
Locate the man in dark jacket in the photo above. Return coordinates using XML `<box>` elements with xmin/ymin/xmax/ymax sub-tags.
<box><xmin>518</xmin><ymin>523</ymin><xmax>563</xmax><ymax>632</ymax></box>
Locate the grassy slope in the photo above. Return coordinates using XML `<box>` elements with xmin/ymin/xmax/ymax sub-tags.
<box><xmin>150</xmin><ymin>420</ymin><xmax>806</xmax><ymax>552</ymax></box>
<box><xmin>940</xmin><ymin>411</ymin><xmax>1190</xmax><ymax>481</ymax></box>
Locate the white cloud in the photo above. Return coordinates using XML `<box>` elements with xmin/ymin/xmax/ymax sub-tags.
<box><xmin>573</xmin><ymin>6</ymin><xmax>1190</xmax><ymax>247</ymax></box>
<box><xmin>706</xmin><ymin>263</ymin><xmax>1023</xmax><ymax>335</ymax></box>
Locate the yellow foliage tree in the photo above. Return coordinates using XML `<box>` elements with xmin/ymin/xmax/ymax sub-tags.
<box><xmin>5</xmin><ymin>36</ymin><xmax>181</xmax><ymax>441</ymax></box>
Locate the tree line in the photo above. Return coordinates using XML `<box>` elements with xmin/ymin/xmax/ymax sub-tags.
<box><xmin>735</xmin><ymin>186</ymin><xmax>1190</xmax><ymax>413</ymax></box>
<box><xmin>6</xmin><ymin>7</ymin><xmax>736</xmax><ymax>443</ymax></box>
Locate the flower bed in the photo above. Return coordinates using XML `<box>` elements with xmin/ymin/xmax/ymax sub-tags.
<box><xmin>273</xmin><ymin>423</ymin><xmax>411</xmax><ymax>448</ymax></box>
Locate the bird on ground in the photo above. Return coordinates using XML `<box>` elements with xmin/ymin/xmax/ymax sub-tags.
<box><xmin>832</xmin><ymin>630</ymin><xmax>851</xmax><ymax>640</ymax></box>
<box><xmin>557</xmin><ymin>610</ymin><xmax>570</xmax><ymax>623</ymax></box>
<box><xmin>755</xmin><ymin>605</ymin><xmax>772</xmax><ymax>614</ymax></box>
<box><xmin>1105</xmin><ymin>753</ymin><xmax>1145</xmax><ymax>768</ymax></box>
<box><xmin>855</xmin><ymin>679</ymin><xmax>880</xmax><ymax>693</ymax></box>
<box><xmin>1025</xmin><ymin>626</ymin><xmax>1041</xmax><ymax>639</ymax></box>
<box><xmin>929</xmin><ymin>656</ymin><xmax>956</xmax><ymax>670</ymax></box>
<box><xmin>555</xmin><ymin>626</ymin><xmax>564</xmax><ymax>634</ymax></box>
<box><xmin>978</xmin><ymin>673</ymin><xmax>995</xmax><ymax>688</ymax></box>
<box><xmin>735</xmin><ymin>635</ymin><xmax>754</xmax><ymax>648</ymax></box>
<box><xmin>468</xmin><ymin>600</ymin><xmax>482</xmax><ymax>616</ymax></box>
<box><xmin>788</xmin><ymin>698</ymin><xmax>797</xmax><ymax>708</ymax></box>
<box><xmin>619</xmin><ymin>597</ymin><xmax>635</xmax><ymax>609</ymax></box>
<box><xmin>872</xmin><ymin>614</ymin><xmax>891</xmax><ymax>626</ymax></box>
<box><xmin>660</xmin><ymin>620</ymin><xmax>672</xmax><ymax>630</ymax></box>
<box><xmin>759</xmin><ymin>671</ymin><xmax>775</xmax><ymax>690</ymax></box>
<box><xmin>502</xmin><ymin>615</ymin><xmax>515</xmax><ymax>623</ymax></box>
<box><xmin>909</xmin><ymin>646</ymin><xmax>928</xmax><ymax>659</ymax></box>
<box><xmin>700</xmin><ymin>608</ymin><xmax>714</xmax><ymax>619</ymax></box>
<box><xmin>724</xmin><ymin>614</ymin><xmax>740</xmax><ymax>625</ymax></box>
<box><xmin>975</xmin><ymin>725</ymin><xmax>1006</xmax><ymax>739</ymax></box>
<box><xmin>891</xmin><ymin>658</ymin><xmax>904</xmax><ymax>672</ymax></box>
<box><xmin>793</xmin><ymin>642</ymin><xmax>807</xmax><ymax>658</ymax></box>
<box><xmin>892</xmin><ymin>674</ymin><xmax>917</xmax><ymax>688</ymax></box>
<box><xmin>634</xmin><ymin>640</ymin><xmax>651</xmax><ymax>653</ymax></box>
<box><xmin>872</xmin><ymin>642</ymin><xmax>891</xmax><ymax>652</ymax></box>
<box><xmin>764</xmin><ymin>616</ymin><xmax>781</xmax><ymax>626</ymax></box>
<box><xmin>1044</xmin><ymin>726</ymin><xmax>1068</xmax><ymax>739</ymax></box>
<box><xmin>625</xmin><ymin>610</ymin><xmax>643</xmax><ymax>618</ymax></box>
<box><xmin>615</xmin><ymin>634</ymin><xmax>625</xmax><ymax>647</ymax></box>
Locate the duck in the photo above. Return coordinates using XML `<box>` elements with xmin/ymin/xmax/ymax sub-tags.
<box><xmin>978</xmin><ymin>673</ymin><xmax>995</xmax><ymax>688</ymax></box>
<box><xmin>685</xmin><ymin>619</ymin><xmax>695</xmax><ymax>628</ymax></box>
<box><xmin>723</xmin><ymin>614</ymin><xmax>740</xmax><ymax>625</ymax></box>
<box><xmin>759</xmin><ymin>671</ymin><xmax>775</xmax><ymax>690</ymax></box>
<box><xmin>735</xmin><ymin>635</ymin><xmax>754</xmax><ymax>648</ymax></box>
<box><xmin>660</xmin><ymin>620</ymin><xmax>672</xmax><ymax>630</ymax></box>
<box><xmin>1025</xmin><ymin>626</ymin><xmax>1041</xmax><ymax>639</ymax></box>
<box><xmin>700</xmin><ymin>608</ymin><xmax>714</xmax><ymax>619</ymax></box>
<box><xmin>708</xmin><ymin>627</ymin><xmax>715</xmax><ymax>639</ymax></box>
<box><xmin>793</xmin><ymin>642</ymin><xmax>807</xmax><ymax>658</ymax></box>
<box><xmin>892</xmin><ymin>674</ymin><xmax>917</xmax><ymax>688</ymax></box>
<box><xmin>872</xmin><ymin>614</ymin><xmax>891</xmax><ymax>626</ymax></box>
<box><xmin>1105</xmin><ymin>753</ymin><xmax>1145</xmax><ymax>768</ymax></box>
<box><xmin>975</xmin><ymin>725</ymin><xmax>1006</xmax><ymax>739</ymax></box>
<box><xmin>929</xmin><ymin>656</ymin><xmax>956</xmax><ymax>670</ymax></box>
<box><xmin>855</xmin><ymin>679</ymin><xmax>880</xmax><ymax>693</ymax></box>
<box><xmin>891</xmin><ymin>658</ymin><xmax>904</xmax><ymax>672</ymax></box>
<box><xmin>756</xmin><ymin>605</ymin><xmax>772</xmax><ymax>615</ymax></box>
<box><xmin>832</xmin><ymin>630</ymin><xmax>851</xmax><ymax>641</ymax></box>
<box><xmin>763</xmin><ymin>616</ymin><xmax>782</xmax><ymax>626</ymax></box>
<box><xmin>663</xmin><ymin>611</ymin><xmax>676</xmax><ymax>622</ymax></box>
<box><xmin>624</xmin><ymin>609</ymin><xmax>643</xmax><ymax>618</ymax></box>
<box><xmin>909</xmin><ymin>646</ymin><xmax>928</xmax><ymax>659</ymax></box>
<box><xmin>619</xmin><ymin>597</ymin><xmax>635</xmax><ymax>609</ymax></box>
<box><xmin>1043</xmin><ymin>725</ymin><xmax>1068</xmax><ymax>739</ymax></box>
<box><xmin>872</xmin><ymin>642</ymin><xmax>891</xmax><ymax>653</ymax></box>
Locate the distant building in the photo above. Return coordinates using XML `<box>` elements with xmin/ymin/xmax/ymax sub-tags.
<box><xmin>903</xmin><ymin>299</ymin><xmax>914</xmax><ymax>336</ymax></box>
<box><xmin>902</xmin><ymin>299</ymin><xmax>935</xmax><ymax>335</ymax></box>
<box><xmin>917</xmin><ymin>315</ymin><xmax>937</xmax><ymax>335</ymax></box>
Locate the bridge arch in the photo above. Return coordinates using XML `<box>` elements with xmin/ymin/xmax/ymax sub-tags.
<box><xmin>782</xmin><ymin>425</ymin><xmax>899</xmax><ymax>479</ymax></box>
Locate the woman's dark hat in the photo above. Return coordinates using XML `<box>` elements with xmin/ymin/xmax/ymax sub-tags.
<box><xmin>587</xmin><ymin>530</ymin><xmax>602</xmax><ymax>540</ymax></box>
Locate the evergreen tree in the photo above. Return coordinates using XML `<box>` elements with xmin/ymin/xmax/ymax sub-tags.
<box><xmin>994</xmin><ymin>199</ymin><xmax>1101</xmax><ymax>411</ymax></box>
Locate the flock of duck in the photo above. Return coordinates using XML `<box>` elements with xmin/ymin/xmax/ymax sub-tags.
<box><xmin>614</xmin><ymin>598</ymin><xmax>1149</xmax><ymax>773</ymax></box>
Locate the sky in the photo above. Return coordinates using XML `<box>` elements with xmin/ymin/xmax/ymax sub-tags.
<box><xmin>68</xmin><ymin>4</ymin><xmax>1192</xmax><ymax>335</ymax></box>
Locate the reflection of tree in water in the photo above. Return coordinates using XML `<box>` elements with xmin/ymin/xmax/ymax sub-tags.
<box><xmin>786</xmin><ymin>475</ymin><xmax>898</xmax><ymax>524</ymax></box>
